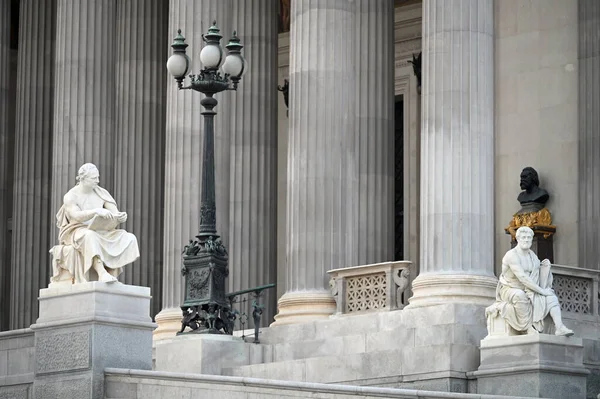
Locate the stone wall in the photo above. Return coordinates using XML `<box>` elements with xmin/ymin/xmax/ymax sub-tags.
<box><xmin>494</xmin><ymin>0</ymin><xmax>579</xmax><ymax>270</ymax></box>
<box><xmin>104</xmin><ymin>368</ymin><xmax>534</xmax><ymax>399</ymax></box>
<box><xmin>0</xmin><ymin>328</ymin><xmax>34</xmax><ymax>398</ymax></box>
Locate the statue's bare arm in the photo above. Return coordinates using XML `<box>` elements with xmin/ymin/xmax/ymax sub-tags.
<box><xmin>503</xmin><ymin>252</ymin><xmax>550</xmax><ymax>296</ymax></box>
<box><xmin>103</xmin><ymin>201</ymin><xmax>127</xmax><ymax>223</ymax></box>
<box><xmin>63</xmin><ymin>193</ymin><xmax>107</xmax><ymax>222</ymax></box>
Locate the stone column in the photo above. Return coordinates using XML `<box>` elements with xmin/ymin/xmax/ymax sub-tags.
<box><xmin>0</xmin><ymin>0</ymin><xmax>11</xmax><ymax>331</ymax></box>
<box><xmin>9</xmin><ymin>0</ymin><xmax>56</xmax><ymax>329</ymax></box>
<box><xmin>114</xmin><ymin>0</ymin><xmax>168</xmax><ymax>319</ymax></box>
<box><xmin>227</xmin><ymin>0</ymin><xmax>278</xmax><ymax>324</ymax></box>
<box><xmin>355</xmin><ymin>0</ymin><xmax>395</xmax><ymax>265</ymax></box>
<box><xmin>578</xmin><ymin>0</ymin><xmax>600</xmax><ymax>270</ymax></box>
<box><xmin>408</xmin><ymin>0</ymin><xmax>497</xmax><ymax>307</ymax></box>
<box><xmin>154</xmin><ymin>0</ymin><xmax>233</xmax><ymax>340</ymax></box>
<box><xmin>51</xmin><ymin>0</ymin><xmax>117</xmax><ymax>233</ymax></box>
<box><xmin>272</xmin><ymin>0</ymin><xmax>358</xmax><ymax>325</ymax></box>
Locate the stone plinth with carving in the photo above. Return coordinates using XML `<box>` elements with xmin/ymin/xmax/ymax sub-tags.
<box><xmin>327</xmin><ymin>261</ymin><xmax>412</xmax><ymax>315</ymax></box>
<box><xmin>31</xmin><ymin>282</ymin><xmax>155</xmax><ymax>399</ymax></box>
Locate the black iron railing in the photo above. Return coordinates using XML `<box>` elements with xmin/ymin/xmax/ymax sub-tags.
<box><xmin>227</xmin><ymin>283</ymin><xmax>276</xmax><ymax>344</ymax></box>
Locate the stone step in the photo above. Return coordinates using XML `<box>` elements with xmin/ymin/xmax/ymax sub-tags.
<box><xmin>261</xmin><ymin>303</ymin><xmax>485</xmax><ymax>345</ymax></box>
<box><xmin>224</xmin><ymin>344</ymin><xmax>479</xmax><ymax>386</ymax></box>
<box><xmin>266</xmin><ymin>326</ymin><xmax>416</xmax><ymax>363</ymax></box>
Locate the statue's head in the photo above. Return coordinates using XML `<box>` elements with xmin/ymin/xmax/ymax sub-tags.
<box><xmin>76</xmin><ymin>163</ymin><xmax>100</xmax><ymax>189</ymax></box>
<box><xmin>515</xmin><ymin>226</ymin><xmax>534</xmax><ymax>251</ymax></box>
<box><xmin>519</xmin><ymin>167</ymin><xmax>539</xmax><ymax>191</ymax></box>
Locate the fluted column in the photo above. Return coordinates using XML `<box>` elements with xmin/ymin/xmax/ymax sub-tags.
<box><xmin>272</xmin><ymin>0</ymin><xmax>358</xmax><ymax>325</ymax></box>
<box><xmin>51</xmin><ymin>0</ymin><xmax>117</xmax><ymax>235</ymax></box>
<box><xmin>155</xmin><ymin>0</ymin><xmax>233</xmax><ymax>340</ymax></box>
<box><xmin>578</xmin><ymin>0</ymin><xmax>600</xmax><ymax>270</ymax></box>
<box><xmin>226</xmin><ymin>0</ymin><xmax>278</xmax><ymax>325</ymax></box>
<box><xmin>0</xmin><ymin>0</ymin><xmax>11</xmax><ymax>331</ymax></box>
<box><xmin>114</xmin><ymin>0</ymin><xmax>168</xmax><ymax>319</ymax></box>
<box><xmin>355</xmin><ymin>0</ymin><xmax>395</xmax><ymax>265</ymax></box>
<box><xmin>408</xmin><ymin>0</ymin><xmax>497</xmax><ymax>307</ymax></box>
<box><xmin>9</xmin><ymin>0</ymin><xmax>56</xmax><ymax>329</ymax></box>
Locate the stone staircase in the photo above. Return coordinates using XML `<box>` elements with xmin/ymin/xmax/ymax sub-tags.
<box><xmin>222</xmin><ymin>303</ymin><xmax>488</xmax><ymax>392</ymax></box>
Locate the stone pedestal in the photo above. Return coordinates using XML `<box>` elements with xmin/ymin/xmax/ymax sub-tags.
<box><xmin>155</xmin><ymin>334</ymin><xmax>262</xmax><ymax>375</ymax></box>
<box><xmin>30</xmin><ymin>282</ymin><xmax>155</xmax><ymax>399</ymax></box>
<box><xmin>474</xmin><ymin>334</ymin><xmax>589</xmax><ymax>399</ymax></box>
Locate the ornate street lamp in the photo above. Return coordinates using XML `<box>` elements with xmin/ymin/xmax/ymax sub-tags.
<box><xmin>166</xmin><ymin>22</ymin><xmax>246</xmax><ymax>334</ymax></box>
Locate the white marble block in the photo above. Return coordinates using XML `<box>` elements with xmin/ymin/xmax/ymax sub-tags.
<box><xmin>31</xmin><ymin>282</ymin><xmax>156</xmax><ymax>399</ymax></box>
<box><xmin>474</xmin><ymin>334</ymin><xmax>589</xmax><ymax>399</ymax></box>
<box><xmin>155</xmin><ymin>334</ymin><xmax>264</xmax><ymax>376</ymax></box>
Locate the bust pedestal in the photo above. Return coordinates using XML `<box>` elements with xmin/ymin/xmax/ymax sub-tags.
<box><xmin>473</xmin><ymin>334</ymin><xmax>588</xmax><ymax>399</ymax></box>
<box><xmin>30</xmin><ymin>282</ymin><xmax>155</xmax><ymax>399</ymax></box>
<box><xmin>505</xmin><ymin>207</ymin><xmax>556</xmax><ymax>263</ymax></box>
<box><xmin>507</xmin><ymin>226</ymin><xmax>555</xmax><ymax>263</ymax></box>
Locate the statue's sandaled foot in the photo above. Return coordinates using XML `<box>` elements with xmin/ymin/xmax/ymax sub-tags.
<box><xmin>555</xmin><ymin>325</ymin><xmax>574</xmax><ymax>337</ymax></box>
<box><xmin>99</xmin><ymin>273</ymin><xmax>118</xmax><ymax>283</ymax></box>
<box><xmin>526</xmin><ymin>326</ymin><xmax>539</xmax><ymax>335</ymax></box>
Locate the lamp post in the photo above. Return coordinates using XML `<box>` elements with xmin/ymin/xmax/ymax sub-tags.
<box><xmin>166</xmin><ymin>22</ymin><xmax>246</xmax><ymax>334</ymax></box>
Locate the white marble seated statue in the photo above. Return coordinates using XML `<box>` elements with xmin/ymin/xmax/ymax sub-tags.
<box><xmin>486</xmin><ymin>226</ymin><xmax>573</xmax><ymax>336</ymax></box>
<box><xmin>49</xmin><ymin>163</ymin><xmax>139</xmax><ymax>285</ymax></box>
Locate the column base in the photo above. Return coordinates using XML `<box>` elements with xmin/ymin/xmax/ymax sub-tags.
<box><xmin>270</xmin><ymin>291</ymin><xmax>336</xmax><ymax>326</ymax></box>
<box><xmin>153</xmin><ymin>307</ymin><xmax>182</xmax><ymax>341</ymax></box>
<box><xmin>406</xmin><ymin>273</ymin><xmax>497</xmax><ymax>308</ymax></box>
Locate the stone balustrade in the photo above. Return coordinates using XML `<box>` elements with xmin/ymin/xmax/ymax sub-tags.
<box><xmin>327</xmin><ymin>261</ymin><xmax>412</xmax><ymax>315</ymax></box>
<box><xmin>552</xmin><ymin>264</ymin><xmax>600</xmax><ymax>321</ymax></box>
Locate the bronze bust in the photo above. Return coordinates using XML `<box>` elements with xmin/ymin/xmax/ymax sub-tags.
<box><xmin>516</xmin><ymin>167</ymin><xmax>549</xmax><ymax>214</ymax></box>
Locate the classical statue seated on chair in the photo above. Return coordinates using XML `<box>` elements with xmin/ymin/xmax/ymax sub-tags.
<box><xmin>49</xmin><ymin>163</ymin><xmax>139</xmax><ymax>286</ymax></box>
<box><xmin>486</xmin><ymin>226</ymin><xmax>573</xmax><ymax>337</ymax></box>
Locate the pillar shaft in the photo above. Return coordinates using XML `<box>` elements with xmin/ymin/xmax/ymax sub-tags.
<box><xmin>578</xmin><ymin>0</ymin><xmax>600</xmax><ymax>270</ymax></box>
<box><xmin>355</xmin><ymin>0</ymin><xmax>395</xmax><ymax>265</ymax></box>
<box><xmin>51</xmin><ymin>0</ymin><xmax>117</xmax><ymax>232</ymax></box>
<box><xmin>9</xmin><ymin>0</ymin><xmax>56</xmax><ymax>329</ymax></box>
<box><xmin>0</xmin><ymin>0</ymin><xmax>12</xmax><ymax>331</ymax></box>
<box><xmin>114</xmin><ymin>0</ymin><xmax>168</xmax><ymax>319</ymax></box>
<box><xmin>409</xmin><ymin>0</ymin><xmax>496</xmax><ymax>307</ymax></box>
<box><xmin>155</xmin><ymin>0</ymin><xmax>233</xmax><ymax>340</ymax></box>
<box><xmin>273</xmin><ymin>0</ymin><xmax>358</xmax><ymax>325</ymax></box>
<box><xmin>227</xmin><ymin>0</ymin><xmax>278</xmax><ymax>324</ymax></box>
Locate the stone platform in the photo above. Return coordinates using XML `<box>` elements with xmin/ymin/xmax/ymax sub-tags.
<box><xmin>473</xmin><ymin>334</ymin><xmax>589</xmax><ymax>399</ymax></box>
<box><xmin>217</xmin><ymin>303</ymin><xmax>488</xmax><ymax>392</ymax></box>
<box><xmin>30</xmin><ymin>282</ymin><xmax>156</xmax><ymax>399</ymax></box>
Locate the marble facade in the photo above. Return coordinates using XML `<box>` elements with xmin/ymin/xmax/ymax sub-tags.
<box><xmin>0</xmin><ymin>0</ymin><xmax>597</xmax><ymax>359</ymax></box>
<box><xmin>0</xmin><ymin>0</ymin><xmax>599</xmax><ymax>397</ymax></box>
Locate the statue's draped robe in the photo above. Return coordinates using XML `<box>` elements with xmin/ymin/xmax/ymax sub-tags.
<box><xmin>50</xmin><ymin>186</ymin><xmax>139</xmax><ymax>283</ymax></box>
<box><xmin>496</xmin><ymin>249</ymin><xmax>558</xmax><ymax>332</ymax></box>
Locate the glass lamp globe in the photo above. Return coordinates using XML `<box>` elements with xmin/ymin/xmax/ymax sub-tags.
<box><xmin>200</xmin><ymin>44</ymin><xmax>223</xmax><ymax>69</ymax></box>
<box><xmin>166</xmin><ymin>53</ymin><xmax>190</xmax><ymax>78</ymax></box>
<box><xmin>222</xmin><ymin>54</ymin><xmax>245</xmax><ymax>78</ymax></box>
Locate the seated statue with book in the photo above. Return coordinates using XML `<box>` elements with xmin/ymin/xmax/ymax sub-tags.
<box><xmin>49</xmin><ymin>163</ymin><xmax>139</xmax><ymax>285</ymax></box>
